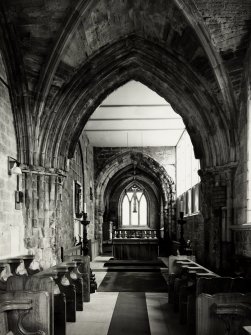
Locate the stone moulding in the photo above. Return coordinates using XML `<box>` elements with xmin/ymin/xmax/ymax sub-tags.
<box><xmin>230</xmin><ymin>225</ymin><xmax>251</xmax><ymax>231</ymax></box>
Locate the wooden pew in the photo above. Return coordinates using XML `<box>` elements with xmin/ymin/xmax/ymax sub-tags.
<box><xmin>187</xmin><ymin>277</ymin><xmax>251</xmax><ymax>334</ymax></box>
<box><xmin>0</xmin><ymin>255</ymin><xmax>78</xmax><ymax>333</ymax></box>
<box><xmin>178</xmin><ymin>265</ymin><xmax>218</xmax><ymax>324</ymax></box>
<box><xmin>168</xmin><ymin>258</ymin><xmax>218</xmax><ymax>319</ymax></box>
<box><xmin>33</xmin><ymin>270</ymin><xmax>66</xmax><ymax>335</ymax></box>
<box><xmin>243</xmin><ymin>326</ymin><xmax>251</xmax><ymax>334</ymax></box>
<box><xmin>168</xmin><ymin>257</ymin><xmax>195</xmax><ymax>305</ymax></box>
<box><xmin>0</xmin><ymin>255</ymin><xmax>38</xmax><ymax>283</ymax></box>
<box><xmin>62</xmin><ymin>244</ymin><xmax>97</xmax><ymax>295</ymax></box>
<box><xmin>186</xmin><ymin>277</ymin><xmax>232</xmax><ymax>333</ymax></box>
<box><xmin>197</xmin><ymin>292</ymin><xmax>251</xmax><ymax>335</ymax></box>
<box><xmin>0</xmin><ymin>263</ymin><xmax>8</xmax><ymax>291</ymax></box>
<box><xmin>17</xmin><ymin>255</ymin><xmax>41</xmax><ymax>275</ymax></box>
<box><xmin>168</xmin><ymin>255</ymin><xmax>195</xmax><ymax>275</ymax></box>
<box><xmin>60</xmin><ymin>262</ymin><xmax>84</xmax><ymax>311</ymax></box>
<box><xmin>0</xmin><ymin>290</ymin><xmax>50</xmax><ymax>335</ymax></box>
<box><xmin>50</xmin><ymin>265</ymin><xmax>76</xmax><ymax>323</ymax></box>
<box><xmin>0</xmin><ymin>258</ymin><xmax>24</xmax><ymax>276</ymax></box>
<box><xmin>62</xmin><ymin>246</ymin><xmax>91</xmax><ymax>302</ymax></box>
<box><xmin>6</xmin><ymin>274</ymin><xmax>66</xmax><ymax>335</ymax></box>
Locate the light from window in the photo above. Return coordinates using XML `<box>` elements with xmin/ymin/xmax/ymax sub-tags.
<box><xmin>140</xmin><ymin>195</ymin><xmax>147</xmax><ymax>226</ymax></box>
<box><xmin>122</xmin><ymin>194</ymin><xmax>130</xmax><ymax>226</ymax></box>
<box><xmin>122</xmin><ymin>185</ymin><xmax>147</xmax><ymax>226</ymax></box>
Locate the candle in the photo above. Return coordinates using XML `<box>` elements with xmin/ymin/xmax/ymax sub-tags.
<box><xmin>84</xmin><ymin>203</ymin><xmax>87</xmax><ymax>213</ymax></box>
<box><xmin>180</xmin><ymin>200</ymin><xmax>183</xmax><ymax>210</ymax></box>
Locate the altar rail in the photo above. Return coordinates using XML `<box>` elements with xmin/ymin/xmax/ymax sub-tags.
<box><xmin>113</xmin><ymin>229</ymin><xmax>158</xmax><ymax>239</ymax></box>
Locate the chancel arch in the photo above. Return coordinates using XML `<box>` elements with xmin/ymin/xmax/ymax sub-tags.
<box><xmin>95</xmin><ymin>151</ymin><xmax>174</xmax><ymax>247</ymax></box>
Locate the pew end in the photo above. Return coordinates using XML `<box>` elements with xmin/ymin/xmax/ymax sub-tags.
<box><xmin>0</xmin><ymin>290</ymin><xmax>50</xmax><ymax>335</ymax></box>
<box><xmin>197</xmin><ymin>292</ymin><xmax>251</xmax><ymax>335</ymax></box>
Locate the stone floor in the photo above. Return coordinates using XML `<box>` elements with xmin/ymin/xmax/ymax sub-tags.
<box><xmin>67</xmin><ymin>256</ymin><xmax>186</xmax><ymax>335</ymax></box>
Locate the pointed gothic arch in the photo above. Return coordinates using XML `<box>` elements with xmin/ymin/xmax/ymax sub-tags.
<box><xmin>119</xmin><ymin>181</ymin><xmax>150</xmax><ymax>228</ymax></box>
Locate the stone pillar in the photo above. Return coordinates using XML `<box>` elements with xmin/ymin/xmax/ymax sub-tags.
<box><xmin>22</xmin><ymin>166</ymin><xmax>66</xmax><ymax>269</ymax></box>
<box><xmin>97</xmin><ymin>211</ymin><xmax>103</xmax><ymax>254</ymax></box>
<box><xmin>94</xmin><ymin>202</ymin><xmax>104</xmax><ymax>255</ymax></box>
<box><xmin>163</xmin><ymin>207</ymin><xmax>169</xmax><ymax>238</ymax></box>
<box><xmin>247</xmin><ymin>84</ymin><xmax>251</xmax><ymax>223</ymax></box>
<box><xmin>198</xmin><ymin>164</ymin><xmax>236</xmax><ymax>273</ymax></box>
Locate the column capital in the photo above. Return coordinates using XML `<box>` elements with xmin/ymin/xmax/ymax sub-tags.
<box><xmin>198</xmin><ymin>162</ymin><xmax>237</xmax><ymax>184</ymax></box>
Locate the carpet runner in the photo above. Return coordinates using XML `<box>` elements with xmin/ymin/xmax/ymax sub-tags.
<box><xmin>98</xmin><ymin>271</ymin><xmax>168</xmax><ymax>292</ymax></box>
<box><xmin>107</xmin><ymin>292</ymin><xmax>151</xmax><ymax>335</ymax></box>
<box><xmin>99</xmin><ymin>259</ymin><xmax>168</xmax><ymax>334</ymax></box>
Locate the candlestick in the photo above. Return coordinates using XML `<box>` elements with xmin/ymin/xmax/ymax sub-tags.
<box><xmin>80</xmin><ymin>211</ymin><xmax>90</xmax><ymax>256</ymax></box>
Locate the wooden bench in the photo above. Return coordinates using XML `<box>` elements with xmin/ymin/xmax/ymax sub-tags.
<box><xmin>0</xmin><ymin>255</ymin><xmax>39</xmax><ymax>281</ymax></box>
<box><xmin>0</xmin><ymin>255</ymin><xmax>85</xmax><ymax>332</ymax></box>
<box><xmin>53</xmin><ymin>263</ymin><xmax>83</xmax><ymax>312</ymax></box>
<box><xmin>168</xmin><ymin>256</ymin><xmax>251</xmax><ymax>334</ymax></box>
<box><xmin>169</xmin><ymin>258</ymin><xmax>217</xmax><ymax>314</ymax></box>
<box><xmin>168</xmin><ymin>256</ymin><xmax>196</xmax><ymax>305</ymax></box>
<box><xmin>185</xmin><ymin>277</ymin><xmax>251</xmax><ymax>334</ymax></box>
<box><xmin>0</xmin><ymin>289</ymin><xmax>50</xmax><ymax>335</ymax></box>
<box><xmin>243</xmin><ymin>326</ymin><xmax>251</xmax><ymax>334</ymax></box>
<box><xmin>197</xmin><ymin>292</ymin><xmax>251</xmax><ymax>335</ymax></box>
<box><xmin>36</xmin><ymin>266</ymin><xmax>76</xmax><ymax>323</ymax></box>
<box><xmin>63</xmin><ymin>256</ymin><xmax>91</xmax><ymax>302</ymax></box>
<box><xmin>62</xmin><ymin>245</ymin><xmax>91</xmax><ymax>302</ymax></box>
<box><xmin>6</xmin><ymin>274</ymin><xmax>66</xmax><ymax>335</ymax></box>
<box><xmin>62</xmin><ymin>244</ymin><xmax>97</xmax><ymax>294</ymax></box>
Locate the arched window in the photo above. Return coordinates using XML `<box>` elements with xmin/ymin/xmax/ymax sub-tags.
<box><xmin>122</xmin><ymin>185</ymin><xmax>147</xmax><ymax>226</ymax></box>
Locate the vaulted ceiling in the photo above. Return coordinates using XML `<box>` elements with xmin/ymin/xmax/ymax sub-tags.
<box><xmin>0</xmin><ymin>0</ymin><xmax>250</xmax><ymax>169</ymax></box>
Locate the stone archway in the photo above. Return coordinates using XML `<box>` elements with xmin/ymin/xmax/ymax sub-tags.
<box><xmin>95</xmin><ymin>150</ymin><xmax>175</xmax><ymax>252</ymax></box>
<box><xmin>0</xmin><ymin>0</ymin><xmax>246</xmax><ymax>268</ymax></box>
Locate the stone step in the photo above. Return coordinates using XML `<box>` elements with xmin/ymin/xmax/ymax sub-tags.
<box><xmin>103</xmin><ymin>259</ymin><xmax>166</xmax><ymax>267</ymax></box>
<box><xmin>106</xmin><ymin>266</ymin><xmax>163</xmax><ymax>272</ymax></box>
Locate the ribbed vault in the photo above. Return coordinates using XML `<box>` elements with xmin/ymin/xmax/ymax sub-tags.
<box><xmin>40</xmin><ymin>36</ymin><xmax>237</xmax><ymax>170</ymax></box>
<box><xmin>0</xmin><ymin>0</ymin><xmax>245</xmax><ymax>169</ymax></box>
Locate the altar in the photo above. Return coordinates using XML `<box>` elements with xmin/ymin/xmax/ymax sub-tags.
<box><xmin>112</xmin><ymin>229</ymin><xmax>159</xmax><ymax>260</ymax></box>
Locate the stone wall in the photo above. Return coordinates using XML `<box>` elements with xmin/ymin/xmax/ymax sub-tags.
<box><xmin>94</xmin><ymin>146</ymin><xmax>175</xmax><ymax>181</ymax></box>
<box><xmin>233</xmin><ymin>83</ymin><xmax>247</xmax><ymax>226</ymax></box>
<box><xmin>82</xmin><ymin>134</ymin><xmax>95</xmax><ymax>240</ymax></box>
<box><xmin>21</xmin><ymin>131</ymin><xmax>96</xmax><ymax>268</ymax></box>
<box><xmin>59</xmin><ymin>132</ymin><xmax>96</xmax><ymax>255</ymax></box>
<box><xmin>183</xmin><ymin>213</ymin><xmax>204</xmax><ymax>263</ymax></box>
<box><xmin>0</xmin><ymin>52</ymin><xmax>26</xmax><ymax>259</ymax></box>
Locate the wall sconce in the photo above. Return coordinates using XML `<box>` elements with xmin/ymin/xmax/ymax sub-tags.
<box><xmin>8</xmin><ymin>156</ymin><xmax>22</xmax><ymax>175</ymax></box>
<box><xmin>8</xmin><ymin>156</ymin><xmax>23</xmax><ymax>208</ymax></box>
